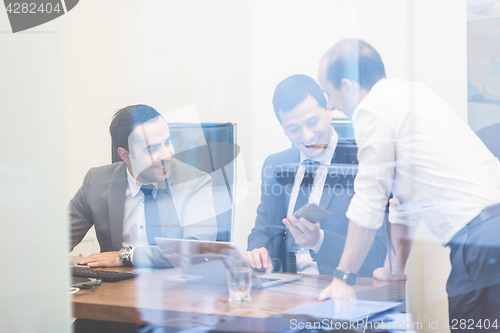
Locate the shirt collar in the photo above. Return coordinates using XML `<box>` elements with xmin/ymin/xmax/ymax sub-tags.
<box><xmin>299</xmin><ymin>126</ymin><xmax>338</xmax><ymax>166</ymax></box>
<box><xmin>126</xmin><ymin>167</ymin><xmax>159</xmax><ymax>197</ymax></box>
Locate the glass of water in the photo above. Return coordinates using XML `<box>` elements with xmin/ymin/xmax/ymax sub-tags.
<box><xmin>226</xmin><ymin>267</ymin><xmax>252</xmax><ymax>302</ymax></box>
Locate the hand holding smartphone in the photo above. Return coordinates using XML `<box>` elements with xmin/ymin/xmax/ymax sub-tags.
<box><xmin>291</xmin><ymin>203</ymin><xmax>331</xmax><ymax>223</ymax></box>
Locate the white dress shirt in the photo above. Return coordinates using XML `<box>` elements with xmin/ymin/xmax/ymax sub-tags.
<box><xmin>122</xmin><ymin>168</ymin><xmax>174</xmax><ymax>262</ymax></box>
<box><xmin>346</xmin><ymin>78</ymin><xmax>500</xmax><ymax>245</ymax></box>
<box><xmin>287</xmin><ymin>127</ymin><xmax>338</xmax><ymax>274</ymax></box>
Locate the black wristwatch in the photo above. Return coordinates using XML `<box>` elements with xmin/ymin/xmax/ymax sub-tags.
<box><xmin>333</xmin><ymin>267</ymin><xmax>358</xmax><ymax>286</ymax></box>
<box><xmin>118</xmin><ymin>246</ymin><xmax>133</xmax><ymax>267</ymax></box>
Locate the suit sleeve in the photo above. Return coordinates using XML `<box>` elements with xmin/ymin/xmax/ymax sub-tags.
<box><xmin>247</xmin><ymin>196</ymin><xmax>273</xmax><ymax>250</ymax></box>
<box><xmin>132</xmin><ymin>246</ymin><xmax>173</xmax><ymax>268</ymax></box>
<box><xmin>313</xmin><ymin>216</ymin><xmax>387</xmax><ymax>277</ymax></box>
<box><xmin>69</xmin><ymin>169</ymin><xmax>94</xmax><ymax>251</ymax></box>
<box><xmin>247</xmin><ymin>157</ymin><xmax>285</xmax><ymax>257</ymax></box>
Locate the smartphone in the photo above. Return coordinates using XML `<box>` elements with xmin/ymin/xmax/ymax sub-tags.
<box><xmin>292</xmin><ymin>203</ymin><xmax>331</xmax><ymax>223</ymax></box>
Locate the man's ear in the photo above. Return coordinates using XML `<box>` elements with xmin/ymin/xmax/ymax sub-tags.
<box><xmin>340</xmin><ymin>78</ymin><xmax>353</xmax><ymax>95</ymax></box>
<box><xmin>117</xmin><ymin>147</ymin><xmax>131</xmax><ymax>164</ymax></box>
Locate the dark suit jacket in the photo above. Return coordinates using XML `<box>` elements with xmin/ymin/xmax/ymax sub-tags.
<box><xmin>247</xmin><ymin>141</ymin><xmax>387</xmax><ymax>276</ymax></box>
<box><xmin>70</xmin><ymin>159</ymin><xmax>217</xmax><ymax>267</ymax></box>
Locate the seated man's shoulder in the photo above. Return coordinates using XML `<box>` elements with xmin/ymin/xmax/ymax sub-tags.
<box><xmin>260</xmin><ymin>148</ymin><xmax>299</xmax><ymax>185</ymax></box>
<box><xmin>73</xmin><ymin>163</ymin><xmax>126</xmax><ymax>197</ymax></box>
<box><xmin>85</xmin><ymin>162</ymin><xmax>127</xmax><ymax>184</ymax></box>
<box><xmin>264</xmin><ymin>147</ymin><xmax>298</xmax><ymax>167</ymax></box>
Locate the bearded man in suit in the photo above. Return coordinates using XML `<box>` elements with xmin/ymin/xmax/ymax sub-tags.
<box><xmin>70</xmin><ymin>104</ymin><xmax>217</xmax><ymax>268</ymax></box>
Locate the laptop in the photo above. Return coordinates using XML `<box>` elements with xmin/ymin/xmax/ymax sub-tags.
<box><xmin>155</xmin><ymin>238</ymin><xmax>302</xmax><ymax>288</ymax></box>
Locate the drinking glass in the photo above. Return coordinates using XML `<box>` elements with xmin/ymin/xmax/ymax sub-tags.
<box><xmin>226</xmin><ymin>267</ymin><xmax>252</xmax><ymax>302</ymax></box>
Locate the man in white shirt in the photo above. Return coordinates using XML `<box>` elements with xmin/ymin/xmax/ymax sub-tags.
<box><xmin>245</xmin><ymin>74</ymin><xmax>386</xmax><ymax>276</ymax></box>
<box><xmin>317</xmin><ymin>38</ymin><xmax>500</xmax><ymax>329</ymax></box>
<box><xmin>70</xmin><ymin>104</ymin><xmax>217</xmax><ymax>268</ymax></box>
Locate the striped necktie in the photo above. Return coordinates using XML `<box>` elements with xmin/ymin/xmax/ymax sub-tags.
<box><xmin>141</xmin><ymin>186</ymin><xmax>161</xmax><ymax>245</ymax></box>
<box><xmin>283</xmin><ymin>159</ymin><xmax>321</xmax><ymax>273</ymax></box>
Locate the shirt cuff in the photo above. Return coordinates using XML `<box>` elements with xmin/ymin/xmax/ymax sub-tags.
<box><xmin>388</xmin><ymin>197</ymin><xmax>421</xmax><ymax>226</ymax></box>
<box><xmin>310</xmin><ymin>229</ymin><xmax>324</xmax><ymax>253</ymax></box>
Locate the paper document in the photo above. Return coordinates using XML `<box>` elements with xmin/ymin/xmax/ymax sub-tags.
<box><xmin>367</xmin><ymin>311</ymin><xmax>416</xmax><ymax>331</ymax></box>
<box><xmin>283</xmin><ymin>299</ymin><xmax>400</xmax><ymax>321</ymax></box>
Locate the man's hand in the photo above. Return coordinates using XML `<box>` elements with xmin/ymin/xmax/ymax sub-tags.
<box><xmin>318</xmin><ymin>278</ymin><xmax>356</xmax><ymax>301</ymax></box>
<box><xmin>373</xmin><ymin>266</ymin><xmax>407</xmax><ymax>281</ymax></box>
<box><xmin>282</xmin><ymin>216</ymin><xmax>320</xmax><ymax>248</ymax></box>
<box><xmin>245</xmin><ymin>247</ymin><xmax>273</xmax><ymax>273</ymax></box>
<box><xmin>76</xmin><ymin>251</ymin><xmax>123</xmax><ymax>267</ymax></box>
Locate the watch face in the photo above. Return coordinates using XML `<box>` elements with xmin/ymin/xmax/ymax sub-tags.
<box><xmin>347</xmin><ymin>275</ymin><xmax>357</xmax><ymax>285</ymax></box>
<box><xmin>119</xmin><ymin>247</ymin><xmax>131</xmax><ymax>258</ymax></box>
<box><xmin>334</xmin><ymin>268</ymin><xmax>358</xmax><ymax>286</ymax></box>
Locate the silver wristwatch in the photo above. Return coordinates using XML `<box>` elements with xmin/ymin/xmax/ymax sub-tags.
<box><xmin>118</xmin><ymin>246</ymin><xmax>133</xmax><ymax>267</ymax></box>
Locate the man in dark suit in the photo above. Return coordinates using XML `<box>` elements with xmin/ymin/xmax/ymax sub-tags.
<box><xmin>71</xmin><ymin>104</ymin><xmax>217</xmax><ymax>268</ymax></box>
<box><xmin>245</xmin><ymin>74</ymin><xmax>386</xmax><ymax>276</ymax></box>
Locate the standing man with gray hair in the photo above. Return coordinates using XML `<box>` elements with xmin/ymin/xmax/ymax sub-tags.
<box><xmin>317</xmin><ymin>38</ymin><xmax>500</xmax><ymax>331</ymax></box>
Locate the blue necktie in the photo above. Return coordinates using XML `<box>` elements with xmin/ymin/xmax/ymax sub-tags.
<box><xmin>141</xmin><ymin>186</ymin><xmax>161</xmax><ymax>245</ymax></box>
<box><xmin>284</xmin><ymin>159</ymin><xmax>321</xmax><ymax>272</ymax></box>
<box><xmin>294</xmin><ymin>159</ymin><xmax>321</xmax><ymax>211</ymax></box>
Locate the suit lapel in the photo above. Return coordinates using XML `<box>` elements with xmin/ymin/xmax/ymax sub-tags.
<box><xmin>280</xmin><ymin>183</ymin><xmax>292</xmax><ymax>219</ymax></box>
<box><xmin>319</xmin><ymin>137</ymin><xmax>358</xmax><ymax>209</ymax></box>
<box><xmin>284</xmin><ymin>149</ymin><xmax>300</xmax><ymax>216</ymax></box>
<box><xmin>108</xmin><ymin>180</ymin><xmax>127</xmax><ymax>250</ymax></box>
<box><xmin>273</xmin><ymin>137</ymin><xmax>358</xmax><ymax>216</ymax></box>
<box><xmin>319</xmin><ymin>170</ymin><xmax>343</xmax><ymax>210</ymax></box>
<box><xmin>279</xmin><ymin>147</ymin><xmax>344</xmax><ymax>211</ymax></box>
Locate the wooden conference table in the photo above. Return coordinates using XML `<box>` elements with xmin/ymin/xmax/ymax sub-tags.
<box><xmin>72</xmin><ymin>267</ymin><xmax>405</xmax><ymax>332</ymax></box>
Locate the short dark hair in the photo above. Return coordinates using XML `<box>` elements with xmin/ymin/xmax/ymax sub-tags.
<box><xmin>323</xmin><ymin>38</ymin><xmax>386</xmax><ymax>90</ymax></box>
<box><xmin>272</xmin><ymin>74</ymin><xmax>327</xmax><ymax>122</ymax></box>
<box><xmin>109</xmin><ymin>104</ymin><xmax>163</xmax><ymax>152</ymax></box>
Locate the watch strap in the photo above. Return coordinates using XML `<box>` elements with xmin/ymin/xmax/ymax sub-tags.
<box><xmin>333</xmin><ymin>267</ymin><xmax>358</xmax><ymax>286</ymax></box>
<box><xmin>119</xmin><ymin>246</ymin><xmax>133</xmax><ymax>267</ymax></box>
